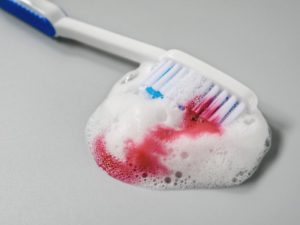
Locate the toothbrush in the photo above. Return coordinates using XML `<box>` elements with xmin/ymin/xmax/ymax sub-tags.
<box><xmin>0</xmin><ymin>0</ymin><xmax>258</xmax><ymax>125</ymax></box>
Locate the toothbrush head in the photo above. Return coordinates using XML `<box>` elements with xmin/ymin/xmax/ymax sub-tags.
<box><xmin>141</xmin><ymin>50</ymin><xmax>258</xmax><ymax>125</ymax></box>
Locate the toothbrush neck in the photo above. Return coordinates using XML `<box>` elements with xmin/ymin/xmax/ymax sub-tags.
<box><xmin>55</xmin><ymin>17</ymin><xmax>166</xmax><ymax>64</ymax></box>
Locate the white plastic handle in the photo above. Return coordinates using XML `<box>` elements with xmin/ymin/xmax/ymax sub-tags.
<box><xmin>55</xmin><ymin>18</ymin><xmax>166</xmax><ymax>64</ymax></box>
<box><xmin>6</xmin><ymin>0</ymin><xmax>166</xmax><ymax>64</ymax></box>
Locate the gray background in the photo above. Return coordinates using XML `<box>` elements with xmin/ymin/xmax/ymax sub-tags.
<box><xmin>0</xmin><ymin>0</ymin><xmax>299</xmax><ymax>224</ymax></box>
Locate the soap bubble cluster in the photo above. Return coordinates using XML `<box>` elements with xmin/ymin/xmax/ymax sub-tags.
<box><xmin>86</xmin><ymin>71</ymin><xmax>271</xmax><ymax>189</ymax></box>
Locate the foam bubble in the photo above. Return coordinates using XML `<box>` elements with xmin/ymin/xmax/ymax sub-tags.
<box><xmin>86</xmin><ymin>69</ymin><xmax>271</xmax><ymax>189</ymax></box>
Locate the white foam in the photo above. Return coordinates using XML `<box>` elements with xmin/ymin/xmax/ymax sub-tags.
<box><xmin>86</xmin><ymin>66</ymin><xmax>271</xmax><ymax>189</ymax></box>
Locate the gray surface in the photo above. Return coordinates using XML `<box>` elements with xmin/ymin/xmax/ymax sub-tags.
<box><xmin>0</xmin><ymin>0</ymin><xmax>299</xmax><ymax>224</ymax></box>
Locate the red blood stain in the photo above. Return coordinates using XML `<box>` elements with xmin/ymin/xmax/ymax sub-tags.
<box><xmin>93</xmin><ymin>98</ymin><xmax>221</xmax><ymax>184</ymax></box>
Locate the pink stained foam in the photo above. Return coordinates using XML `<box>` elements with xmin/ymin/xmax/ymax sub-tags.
<box><xmin>92</xmin><ymin>97</ymin><xmax>222</xmax><ymax>184</ymax></box>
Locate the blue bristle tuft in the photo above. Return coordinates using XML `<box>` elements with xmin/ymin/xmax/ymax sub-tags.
<box><xmin>146</xmin><ymin>87</ymin><xmax>164</xmax><ymax>99</ymax></box>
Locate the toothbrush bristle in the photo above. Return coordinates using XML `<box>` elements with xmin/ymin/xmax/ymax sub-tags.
<box><xmin>142</xmin><ymin>59</ymin><xmax>245</xmax><ymax>124</ymax></box>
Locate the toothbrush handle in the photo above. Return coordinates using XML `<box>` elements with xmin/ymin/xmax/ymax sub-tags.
<box><xmin>55</xmin><ymin>18</ymin><xmax>166</xmax><ymax>64</ymax></box>
<box><xmin>0</xmin><ymin>0</ymin><xmax>165</xmax><ymax>63</ymax></box>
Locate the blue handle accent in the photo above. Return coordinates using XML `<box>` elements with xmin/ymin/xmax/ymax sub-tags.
<box><xmin>0</xmin><ymin>0</ymin><xmax>56</xmax><ymax>37</ymax></box>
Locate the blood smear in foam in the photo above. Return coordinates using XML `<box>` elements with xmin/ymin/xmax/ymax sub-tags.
<box><xmin>93</xmin><ymin>98</ymin><xmax>221</xmax><ymax>184</ymax></box>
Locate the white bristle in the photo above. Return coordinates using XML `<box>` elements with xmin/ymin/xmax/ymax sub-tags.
<box><xmin>152</xmin><ymin>64</ymin><xmax>182</xmax><ymax>90</ymax></box>
<box><xmin>222</xmin><ymin>102</ymin><xmax>245</xmax><ymax>125</ymax></box>
<box><xmin>191</xmin><ymin>84</ymin><xmax>214</xmax><ymax>112</ymax></box>
<box><xmin>190</xmin><ymin>81</ymin><xmax>213</xmax><ymax>111</ymax></box>
<box><xmin>201</xmin><ymin>90</ymin><xmax>229</xmax><ymax>119</ymax></box>
<box><xmin>185</xmin><ymin>76</ymin><xmax>212</xmax><ymax>103</ymax></box>
<box><xmin>142</xmin><ymin>59</ymin><xmax>249</xmax><ymax>124</ymax></box>
<box><xmin>173</xmin><ymin>72</ymin><xmax>208</xmax><ymax>103</ymax></box>
<box><xmin>194</xmin><ymin>79</ymin><xmax>213</xmax><ymax>98</ymax></box>
<box><xmin>160</xmin><ymin>67</ymin><xmax>188</xmax><ymax>95</ymax></box>
<box><xmin>144</xmin><ymin>60</ymin><xmax>174</xmax><ymax>87</ymax></box>
<box><xmin>168</xmin><ymin>71</ymin><xmax>207</xmax><ymax>104</ymax></box>
<box><xmin>193</xmin><ymin>85</ymin><xmax>220</xmax><ymax>114</ymax></box>
<box><xmin>163</xmin><ymin>69</ymin><xmax>193</xmax><ymax>98</ymax></box>
<box><xmin>209</xmin><ymin>96</ymin><xmax>237</xmax><ymax>123</ymax></box>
